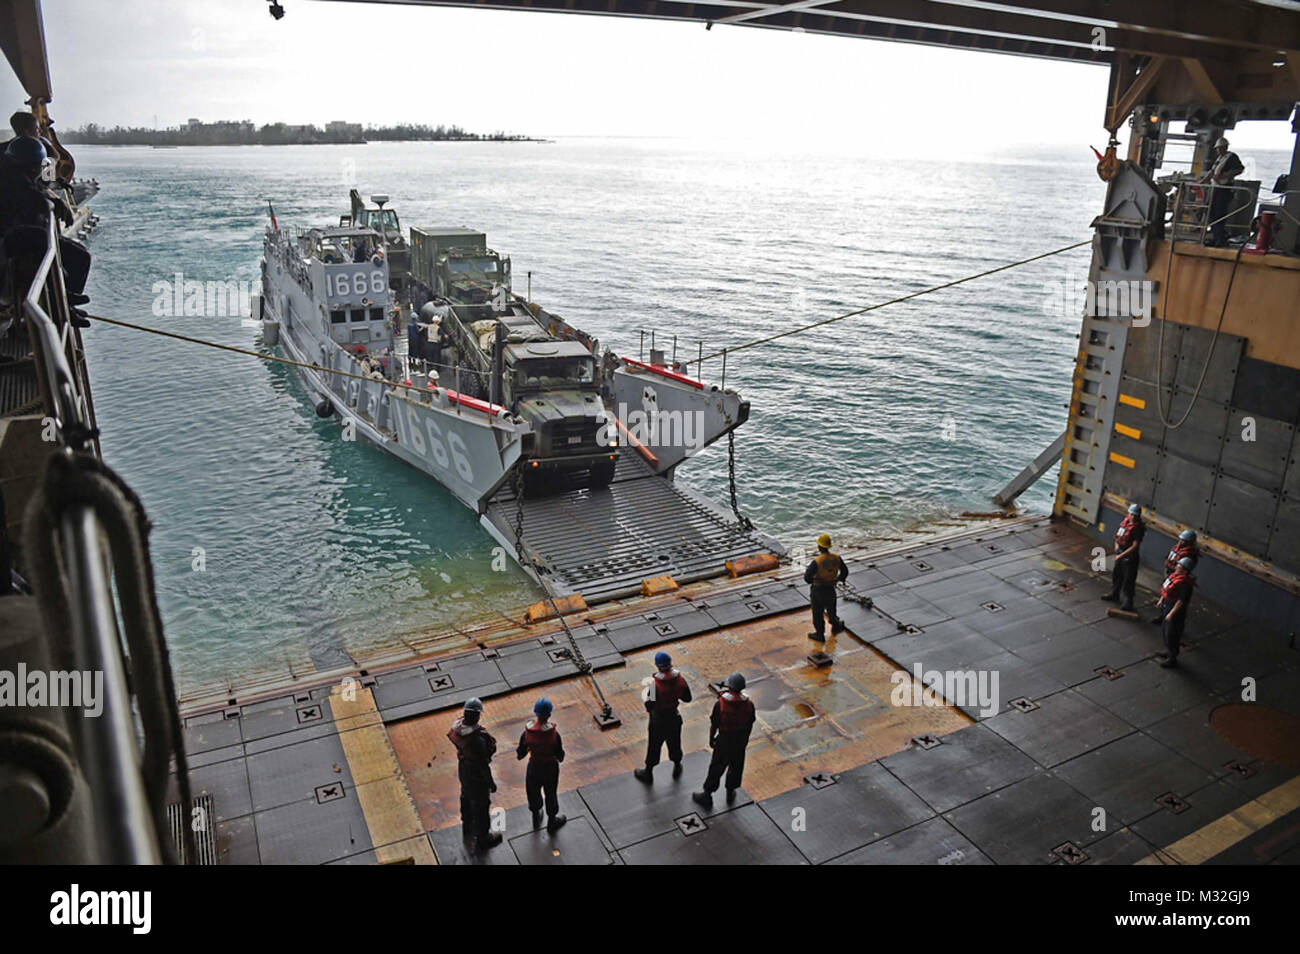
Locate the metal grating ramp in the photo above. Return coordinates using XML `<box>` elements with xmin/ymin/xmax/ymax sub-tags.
<box><xmin>167</xmin><ymin>793</ymin><xmax>218</xmax><ymax>865</ymax></box>
<box><xmin>483</xmin><ymin>455</ymin><xmax>782</xmax><ymax>602</ymax></box>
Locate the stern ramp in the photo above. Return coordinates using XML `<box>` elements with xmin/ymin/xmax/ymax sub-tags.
<box><xmin>481</xmin><ymin>455</ymin><xmax>783</xmax><ymax>603</ymax></box>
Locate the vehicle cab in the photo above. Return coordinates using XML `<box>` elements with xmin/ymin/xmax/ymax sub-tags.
<box><xmin>440</xmin><ymin>248</ymin><xmax>511</xmax><ymax>305</ymax></box>
<box><xmin>503</xmin><ymin>339</ymin><xmax>613</xmax><ymax>485</ymax></box>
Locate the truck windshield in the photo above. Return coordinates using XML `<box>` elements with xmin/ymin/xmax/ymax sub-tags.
<box><xmin>447</xmin><ymin>258</ymin><xmax>499</xmax><ymax>275</ymax></box>
<box><xmin>516</xmin><ymin>357</ymin><xmax>595</xmax><ymax>389</ymax></box>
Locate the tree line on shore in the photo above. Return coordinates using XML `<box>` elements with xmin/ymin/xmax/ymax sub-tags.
<box><xmin>60</xmin><ymin>120</ymin><xmax>536</xmax><ymax>146</ymax></box>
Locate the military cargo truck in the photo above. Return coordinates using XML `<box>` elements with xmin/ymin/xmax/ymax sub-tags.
<box><xmin>406</xmin><ymin>226</ymin><xmax>615</xmax><ymax>491</ymax></box>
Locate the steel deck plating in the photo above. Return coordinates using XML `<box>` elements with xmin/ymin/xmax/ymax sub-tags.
<box><xmin>171</xmin><ymin>515</ymin><xmax>1300</xmax><ymax>864</ymax></box>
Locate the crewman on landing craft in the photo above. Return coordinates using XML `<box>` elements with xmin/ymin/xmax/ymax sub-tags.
<box><xmin>805</xmin><ymin>533</ymin><xmax>848</xmax><ymax>642</ymax></box>
<box><xmin>1101</xmin><ymin>503</ymin><xmax>1145</xmax><ymax>612</ymax></box>
<box><xmin>692</xmin><ymin>672</ymin><xmax>756</xmax><ymax>808</ymax></box>
<box><xmin>1153</xmin><ymin>529</ymin><xmax>1199</xmax><ymax>622</ymax></box>
<box><xmin>407</xmin><ymin>317</ymin><xmax>427</xmax><ymax>367</ymax></box>
<box><xmin>1155</xmin><ymin>557</ymin><xmax>1196</xmax><ymax>669</ymax></box>
<box><xmin>515</xmin><ymin>697</ymin><xmax>567</xmax><ymax>833</ymax></box>
<box><xmin>446</xmin><ymin>697</ymin><xmax>501</xmax><ymax>852</ymax></box>
<box><xmin>634</xmin><ymin>651</ymin><xmax>692</xmax><ymax>784</ymax></box>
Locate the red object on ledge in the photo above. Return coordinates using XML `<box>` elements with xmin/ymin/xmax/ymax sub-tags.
<box><xmin>438</xmin><ymin>388</ymin><xmax>507</xmax><ymax>416</ymax></box>
<box><xmin>620</xmin><ymin>357</ymin><xmax>705</xmax><ymax>390</ymax></box>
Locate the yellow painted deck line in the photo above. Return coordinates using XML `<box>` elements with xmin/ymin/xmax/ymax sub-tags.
<box><xmin>1119</xmin><ymin>393</ymin><xmax>1146</xmax><ymax>408</ymax></box>
<box><xmin>1113</xmin><ymin>422</ymin><xmax>1142</xmax><ymax>440</ymax></box>
<box><xmin>329</xmin><ymin>686</ymin><xmax>437</xmax><ymax>865</ymax></box>
<box><xmin>1108</xmin><ymin>451</ymin><xmax>1136</xmax><ymax>469</ymax></box>
<box><xmin>1136</xmin><ymin>775</ymin><xmax>1300</xmax><ymax>865</ymax></box>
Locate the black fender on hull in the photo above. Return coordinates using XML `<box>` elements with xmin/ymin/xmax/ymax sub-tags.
<box><xmin>315</xmin><ymin>398</ymin><xmax>334</xmax><ymax>419</ymax></box>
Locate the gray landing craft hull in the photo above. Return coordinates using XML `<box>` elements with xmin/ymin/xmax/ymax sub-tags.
<box><xmin>276</xmin><ymin>321</ymin><xmax>522</xmax><ymax>510</ymax></box>
<box><xmin>262</xmin><ymin>233</ymin><xmax>523</xmax><ymax>512</ymax></box>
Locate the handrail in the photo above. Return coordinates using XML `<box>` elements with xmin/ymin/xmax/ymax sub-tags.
<box><xmin>1168</xmin><ymin>180</ymin><xmax>1261</xmax><ymax>246</ymax></box>
<box><xmin>1168</xmin><ymin>181</ymin><xmax>1300</xmax><ymax>252</ymax></box>
<box><xmin>620</xmin><ymin>356</ymin><xmax>705</xmax><ymax>390</ymax></box>
<box><xmin>20</xmin><ymin>211</ymin><xmax>162</xmax><ymax>863</ymax></box>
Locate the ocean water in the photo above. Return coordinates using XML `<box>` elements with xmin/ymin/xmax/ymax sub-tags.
<box><xmin>75</xmin><ymin>138</ymin><xmax>1282</xmax><ymax>697</ymax></box>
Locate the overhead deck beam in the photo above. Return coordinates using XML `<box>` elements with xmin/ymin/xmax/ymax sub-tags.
<box><xmin>1181</xmin><ymin>56</ymin><xmax>1229</xmax><ymax>104</ymax></box>
<box><xmin>952</xmin><ymin>0</ymin><xmax>1300</xmax><ymax>52</ymax></box>
<box><xmin>716</xmin><ymin>0</ymin><xmax>1260</xmax><ymax>61</ymax></box>
<box><xmin>0</xmin><ymin>0</ymin><xmax>50</xmax><ymax>101</ymax></box>
<box><xmin>317</xmin><ymin>0</ymin><xmax>1300</xmax><ymax>63</ymax></box>
<box><xmin>1104</xmin><ymin>53</ymin><xmax>1166</xmax><ymax>131</ymax></box>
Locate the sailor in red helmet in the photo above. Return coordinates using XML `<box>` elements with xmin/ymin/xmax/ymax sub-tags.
<box><xmin>1152</xmin><ymin>529</ymin><xmax>1199</xmax><ymax>623</ymax></box>
<box><xmin>1156</xmin><ymin>556</ymin><xmax>1196</xmax><ymax>669</ymax></box>
<box><xmin>692</xmin><ymin>672</ymin><xmax>756</xmax><ymax>808</ymax></box>
<box><xmin>1101</xmin><ymin>503</ymin><xmax>1146</xmax><ymax>612</ymax></box>
<box><xmin>446</xmin><ymin>697</ymin><xmax>501</xmax><ymax>852</ymax></box>
<box><xmin>634</xmin><ymin>651</ymin><xmax>692</xmax><ymax>783</ymax></box>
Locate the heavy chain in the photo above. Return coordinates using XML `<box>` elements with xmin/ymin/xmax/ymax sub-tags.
<box><xmin>727</xmin><ymin>429</ymin><xmax>754</xmax><ymax>531</ymax></box>
<box><xmin>512</xmin><ymin>467</ymin><xmax>526</xmax><ymax>563</ymax></box>
<box><xmin>838</xmin><ymin>576</ymin><xmax>875</xmax><ymax>608</ymax></box>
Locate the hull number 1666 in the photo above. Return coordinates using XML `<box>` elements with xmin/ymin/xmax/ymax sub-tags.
<box><xmin>326</xmin><ymin>269</ymin><xmax>386</xmax><ymax>300</ymax></box>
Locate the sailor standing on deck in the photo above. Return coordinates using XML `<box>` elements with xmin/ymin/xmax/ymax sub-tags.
<box><xmin>447</xmin><ymin>697</ymin><xmax>502</xmax><ymax>852</ymax></box>
<box><xmin>805</xmin><ymin>533</ymin><xmax>848</xmax><ymax>642</ymax></box>
<box><xmin>1153</xmin><ymin>530</ymin><xmax>1199</xmax><ymax>623</ymax></box>
<box><xmin>1101</xmin><ymin>504</ymin><xmax>1145</xmax><ymax>612</ymax></box>
<box><xmin>516</xmin><ymin>697</ymin><xmax>567</xmax><ymax>833</ymax></box>
<box><xmin>693</xmin><ymin>672</ymin><xmax>756</xmax><ymax>808</ymax></box>
<box><xmin>407</xmin><ymin>316</ymin><xmax>426</xmax><ymax>367</ymax></box>
<box><xmin>1203</xmin><ymin>137</ymin><xmax>1245</xmax><ymax>248</ymax></box>
<box><xmin>634</xmin><ymin>651</ymin><xmax>692</xmax><ymax>783</ymax></box>
<box><xmin>0</xmin><ymin>138</ymin><xmax>90</xmax><ymax>325</ymax></box>
<box><xmin>1156</xmin><ymin>557</ymin><xmax>1196</xmax><ymax>669</ymax></box>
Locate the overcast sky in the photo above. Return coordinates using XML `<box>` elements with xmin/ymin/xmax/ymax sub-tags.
<box><xmin>3</xmin><ymin>0</ymin><xmax>1293</xmax><ymax>153</ymax></box>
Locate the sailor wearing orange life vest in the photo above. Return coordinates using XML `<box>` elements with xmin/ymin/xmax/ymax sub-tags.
<box><xmin>1153</xmin><ymin>529</ymin><xmax>1199</xmax><ymax>623</ymax></box>
<box><xmin>516</xmin><ymin>697</ymin><xmax>567</xmax><ymax>833</ymax></box>
<box><xmin>692</xmin><ymin>672</ymin><xmax>756</xmax><ymax>808</ymax></box>
<box><xmin>1155</xmin><ymin>557</ymin><xmax>1196</xmax><ymax>669</ymax></box>
<box><xmin>447</xmin><ymin>697</ymin><xmax>501</xmax><ymax>852</ymax></box>
<box><xmin>1100</xmin><ymin>503</ymin><xmax>1145</xmax><ymax>612</ymax></box>
<box><xmin>634</xmin><ymin>651</ymin><xmax>693</xmax><ymax>784</ymax></box>
<box><xmin>805</xmin><ymin>533</ymin><xmax>849</xmax><ymax>642</ymax></box>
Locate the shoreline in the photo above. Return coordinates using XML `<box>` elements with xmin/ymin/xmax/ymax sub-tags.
<box><xmin>65</xmin><ymin>137</ymin><xmax>554</xmax><ymax>147</ymax></box>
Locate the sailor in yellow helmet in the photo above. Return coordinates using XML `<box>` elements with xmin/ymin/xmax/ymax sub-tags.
<box><xmin>803</xmin><ymin>533</ymin><xmax>848</xmax><ymax>642</ymax></box>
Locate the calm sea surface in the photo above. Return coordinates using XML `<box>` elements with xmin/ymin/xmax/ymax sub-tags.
<box><xmin>74</xmin><ymin>139</ymin><xmax>1291</xmax><ymax>696</ymax></box>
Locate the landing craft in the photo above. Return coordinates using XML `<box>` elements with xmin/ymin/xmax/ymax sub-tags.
<box><xmin>256</xmin><ymin>202</ymin><xmax>782</xmax><ymax>596</ymax></box>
